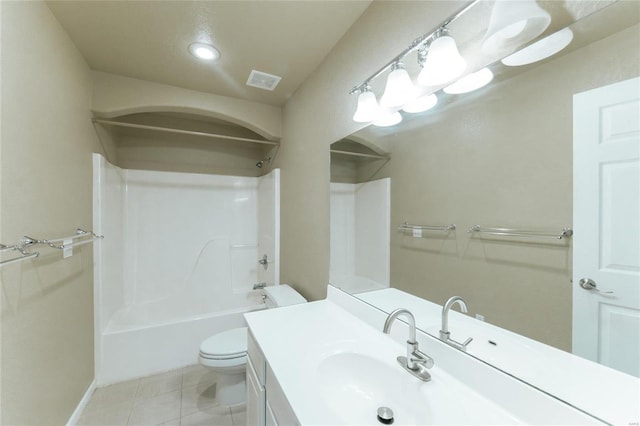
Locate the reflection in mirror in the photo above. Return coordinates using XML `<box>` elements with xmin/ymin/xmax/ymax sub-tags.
<box><xmin>329</xmin><ymin>140</ymin><xmax>391</xmax><ymax>294</ymax></box>
<box><xmin>330</xmin><ymin>0</ymin><xmax>639</xmax><ymax>383</ymax></box>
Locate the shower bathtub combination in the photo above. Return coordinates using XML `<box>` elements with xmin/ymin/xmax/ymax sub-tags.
<box><xmin>92</xmin><ymin>154</ymin><xmax>279</xmax><ymax>385</ymax></box>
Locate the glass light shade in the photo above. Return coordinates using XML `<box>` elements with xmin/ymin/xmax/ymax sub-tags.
<box><xmin>352</xmin><ymin>90</ymin><xmax>379</xmax><ymax>123</ymax></box>
<box><xmin>482</xmin><ymin>0</ymin><xmax>551</xmax><ymax>54</ymax></box>
<box><xmin>380</xmin><ymin>63</ymin><xmax>415</xmax><ymax>108</ymax></box>
<box><xmin>188</xmin><ymin>42</ymin><xmax>220</xmax><ymax>61</ymax></box>
<box><xmin>418</xmin><ymin>36</ymin><xmax>466</xmax><ymax>87</ymax></box>
<box><xmin>444</xmin><ymin>68</ymin><xmax>494</xmax><ymax>94</ymax></box>
<box><xmin>373</xmin><ymin>111</ymin><xmax>402</xmax><ymax>127</ymax></box>
<box><xmin>502</xmin><ymin>28</ymin><xmax>574</xmax><ymax>66</ymax></box>
<box><xmin>402</xmin><ymin>93</ymin><xmax>438</xmax><ymax>113</ymax></box>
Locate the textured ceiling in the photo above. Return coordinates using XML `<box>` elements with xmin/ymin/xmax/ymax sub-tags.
<box><xmin>46</xmin><ymin>1</ymin><xmax>372</xmax><ymax>106</ymax></box>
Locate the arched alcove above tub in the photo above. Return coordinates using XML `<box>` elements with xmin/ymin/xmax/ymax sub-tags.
<box><xmin>330</xmin><ymin>137</ymin><xmax>389</xmax><ymax>184</ymax></box>
<box><xmin>93</xmin><ymin>111</ymin><xmax>279</xmax><ymax>177</ymax></box>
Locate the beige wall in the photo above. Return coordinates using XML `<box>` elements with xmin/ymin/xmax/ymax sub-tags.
<box><xmin>104</xmin><ymin>113</ymin><xmax>273</xmax><ymax>176</ymax></box>
<box><xmin>115</xmin><ymin>134</ymin><xmax>272</xmax><ymax>177</ymax></box>
<box><xmin>277</xmin><ymin>1</ymin><xmax>464</xmax><ymax>300</ymax></box>
<box><xmin>356</xmin><ymin>25</ymin><xmax>640</xmax><ymax>350</ymax></box>
<box><xmin>0</xmin><ymin>2</ymin><xmax>112</xmax><ymax>424</ymax></box>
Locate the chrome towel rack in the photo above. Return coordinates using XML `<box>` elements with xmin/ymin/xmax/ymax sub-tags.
<box><xmin>0</xmin><ymin>244</ymin><xmax>39</xmax><ymax>267</ymax></box>
<box><xmin>21</xmin><ymin>228</ymin><xmax>104</xmax><ymax>250</ymax></box>
<box><xmin>467</xmin><ymin>225</ymin><xmax>573</xmax><ymax>240</ymax></box>
<box><xmin>398</xmin><ymin>222</ymin><xmax>457</xmax><ymax>232</ymax></box>
<box><xmin>1</xmin><ymin>229</ymin><xmax>103</xmax><ymax>268</ymax></box>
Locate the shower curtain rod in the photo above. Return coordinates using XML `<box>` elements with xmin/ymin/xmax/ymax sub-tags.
<box><xmin>92</xmin><ymin>118</ymin><xmax>280</xmax><ymax>146</ymax></box>
<box><xmin>330</xmin><ymin>149</ymin><xmax>388</xmax><ymax>159</ymax></box>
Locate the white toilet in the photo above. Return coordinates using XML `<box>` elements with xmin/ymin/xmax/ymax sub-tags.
<box><xmin>198</xmin><ymin>284</ymin><xmax>306</xmax><ymax>405</ymax></box>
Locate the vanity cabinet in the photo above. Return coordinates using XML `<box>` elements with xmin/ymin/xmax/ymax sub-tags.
<box><xmin>248</xmin><ymin>330</ymin><xmax>299</xmax><ymax>426</ymax></box>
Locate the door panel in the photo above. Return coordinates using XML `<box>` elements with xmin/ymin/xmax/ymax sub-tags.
<box><xmin>573</xmin><ymin>77</ymin><xmax>640</xmax><ymax>377</ymax></box>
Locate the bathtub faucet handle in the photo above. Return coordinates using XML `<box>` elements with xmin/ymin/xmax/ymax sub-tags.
<box><xmin>258</xmin><ymin>254</ymin><xmax>269</xmax><ymax>270</ymax></box>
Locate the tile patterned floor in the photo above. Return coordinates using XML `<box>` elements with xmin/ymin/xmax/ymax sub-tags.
<box><xmin>78</xmin><ymin>365</ymin><xmax>246</xmax><ymax>426</ymax></box>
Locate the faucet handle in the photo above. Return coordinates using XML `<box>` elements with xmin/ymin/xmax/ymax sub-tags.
<box><xmin>442</xmin><ymin>334</ymin><xmax>474</xmax><ymax>351</ymax></box>
<box><xmin>410</xmin><ymin>350</ymin><xmax>434</xmax><ymax>369</ymax></box>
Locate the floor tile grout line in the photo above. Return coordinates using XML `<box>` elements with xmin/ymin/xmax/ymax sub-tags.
<box><xmin>125</xmin><ymin>378</ymin><xmax>140</xmax><ymax>426</ymax></box>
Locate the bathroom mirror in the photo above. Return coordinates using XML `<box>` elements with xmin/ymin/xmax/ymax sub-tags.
<box><xmin>330</xmin><ymin>0</ymin><xmax>639</xmax><ymax>380</ymax></box>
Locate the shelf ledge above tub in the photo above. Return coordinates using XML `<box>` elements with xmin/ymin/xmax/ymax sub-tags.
<box><xmin>92</xmin><ymin>118</ymin><xmax>279</xmax><ymax>146</ymax></box>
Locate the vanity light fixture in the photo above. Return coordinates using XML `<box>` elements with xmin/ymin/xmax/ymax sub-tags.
<box><xmin>501</xmin><ymin>28</ymin><xmax>574</xmax><ymax>67</ymax></box>
<box><xmin>348</xmin><ymin>0</ymin><xmax>479</xmax><ymax>123</ymax></box>
<box><xmin>380</xmin><ymin>62</ymin><xmax>416</xmax><ymax>108</ymax></box>
<box><xmin>418</xmin><ymin>31</ymin><xmax>467</xmax><ymax>87</ymax></box>
<box><xmin>402</xmin><ymin>93</ymin><xmax>438</xmax><ymax>114</ymax></box>
<box><xmin>373</xmin><ymin>111</ymin><xmax>402</xmax><ymax>127</ymax></box>
<box><xmin>188</xmin><ymin>42</ymin><xmax>220</xmax><ymax>61</ymax></box>
<box><xmin>352</xmin><ymin>85</ymin><xmax>380</xmax><ymax>123</ymax></box>
<box><xmin>444</xmin><ymin>67</ymin><xmax>494</xmax><ymax>94</ymax></box>
<box><xmin>482</xmin><ymin>0</ymin><xmax>551</xmax><ymax>54</ymax></box>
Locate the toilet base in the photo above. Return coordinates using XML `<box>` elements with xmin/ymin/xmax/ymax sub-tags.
<box><xmin>213</xmin><ymin>370</ymin><xmax>246</xmax><ymax>406</ymax></box>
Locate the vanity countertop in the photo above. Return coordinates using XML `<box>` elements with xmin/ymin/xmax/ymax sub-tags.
<box><xmin>245</xmin><ymin>298</ymin><xmax>601</xmax><ymax>425</ymax></box>
<box><xmin>356</xmin><ymin>287</ymin><xmax>640</xmax><ymax>425</ymax></box>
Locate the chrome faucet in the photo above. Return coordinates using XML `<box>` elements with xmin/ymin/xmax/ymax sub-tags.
<box><xmin>252</xmin><ymin>282</ymin><xmax>267</xmax><ymax>290</ymax></box>
<box><xmin>383</xmin><ymin>308</ymin><xmax>433</xmax><ymax>381</ymax></box>
<box><xmin>439</xmin><ymin>296</ymin><xmax>473</xmax><ymax>351</ymax></box>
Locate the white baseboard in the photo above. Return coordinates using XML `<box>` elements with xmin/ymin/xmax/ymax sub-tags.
<box><xmin>67</xmin><ymin>379</ymin><xmax>96</xmax><ymax>426</ymax></box>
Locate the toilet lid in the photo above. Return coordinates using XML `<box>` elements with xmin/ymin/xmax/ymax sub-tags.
<box><xmin>200</xmin><ymin>327</ymin><xmax>248</xmax><ymax>358</ymax></box>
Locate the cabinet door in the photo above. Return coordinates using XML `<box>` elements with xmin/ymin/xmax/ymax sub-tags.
<box><xmin>246</xmin><ymin>358</ymin><xmax>265</xmax><ymax>426</ymax></box>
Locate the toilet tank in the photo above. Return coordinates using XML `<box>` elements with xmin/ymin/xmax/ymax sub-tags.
<box><xmin>264</xmin><ymin>284</ymin><xmax>306</xmax><ymax>308</ymax></box>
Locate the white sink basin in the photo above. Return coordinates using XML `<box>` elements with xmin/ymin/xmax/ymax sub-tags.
<box><xmin>316</xmin><ymin>351</ymin><xmax>525</xmax><ymax>425</ymax></box>
<box><xmin>317</xmin><ymin>352</ymin><xmax>430</xmax><ymax>425</ymax></box>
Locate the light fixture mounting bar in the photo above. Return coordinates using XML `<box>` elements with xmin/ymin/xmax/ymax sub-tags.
<box><xmin>349</xmin><ymin>0</ymin><xmax>479</xmax><ymax>95</ymax></box>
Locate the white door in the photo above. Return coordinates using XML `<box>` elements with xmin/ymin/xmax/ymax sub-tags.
<box><xmin>573</xmin><ymin>77</ymin><xmax>640</xmax><ymax>377</ymax></box>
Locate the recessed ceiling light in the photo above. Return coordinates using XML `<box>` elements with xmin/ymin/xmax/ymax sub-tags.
<box><xmin>444</xmin><ymin>68</ymin><xmax>494</xmax><ymax>94</ymax></box>
<box><xmin>188</xmin><ymin>42</ymin><xmax>220</xmax><ymax>61</ymax></box>
<box><xmin>501</xmin><ymin>28</ymin><xmax>574</xmax><ymax>67</ymax></box>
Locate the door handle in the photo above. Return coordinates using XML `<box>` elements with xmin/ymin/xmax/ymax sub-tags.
<box><xmin>579</xmin><ymin>278</ymin><xmax>614</xmax><ymax>294</ymax></box>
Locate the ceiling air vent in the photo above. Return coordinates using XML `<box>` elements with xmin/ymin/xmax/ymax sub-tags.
<box><xmin>246</xmin><ymin>70</ymin><xmax>282</xmax><ymax>91</ymax></box>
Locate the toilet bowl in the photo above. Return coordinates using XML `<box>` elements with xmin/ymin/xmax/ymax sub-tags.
<box><xmin>198</xmin><ymin>284</ymin><xmax>306</xmax><ymax>405</ymax></box>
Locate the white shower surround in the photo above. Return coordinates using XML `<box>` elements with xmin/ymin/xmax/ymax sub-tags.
<box><xmin>330</xmin><ymin>178</ymin><xmax>390</xmax><ymax>293</ymax></box>
<box><xmin>93</xmin><ymin>154</ymin><xmax>279</xmax><ymax>384</ymax></box>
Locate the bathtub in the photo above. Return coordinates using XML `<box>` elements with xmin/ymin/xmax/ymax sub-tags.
<box><xmin>97</xmin><ymin>300</ymin><xmax>265</xmax><ymax>386</ymax></box>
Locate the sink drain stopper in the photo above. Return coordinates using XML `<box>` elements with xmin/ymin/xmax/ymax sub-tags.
<box><xmin>377</xmin><ymin>406</ymin><xmax>394</xmax><ymax>424</ymax></box>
